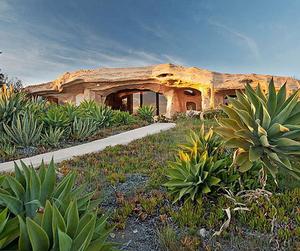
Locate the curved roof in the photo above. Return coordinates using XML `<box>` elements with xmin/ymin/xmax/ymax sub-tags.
<box><xmin>24</xmin><ymin>63</ymin><xmax>300</xmax><ymax>95</ymax></box>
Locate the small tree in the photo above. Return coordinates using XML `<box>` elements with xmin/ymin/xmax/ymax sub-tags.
<box><xmin>0</xmin><ymin>69</ymin><xmax>23</xmax><ymax>91</ymax></box>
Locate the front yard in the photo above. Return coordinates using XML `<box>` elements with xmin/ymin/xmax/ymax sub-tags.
<box><xmin>0</xmin><ymin>81</ymin><xmax>299</xmax><ymax>251</ymax></box>
<box><xmin>59</xmin><ymin>117</ymin><xmax>300</xmax><ymax>251</ymax></box>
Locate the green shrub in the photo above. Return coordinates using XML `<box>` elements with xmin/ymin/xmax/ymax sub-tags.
<box><xmin>137</xmin><ymin>105</ymin><xmax>155</xmax><ymax>123</ymax></box>
<box><xmin>24</xmin><ymin>96</ymin><xmax>48</xmax><ymax>117</ymax></box>
<box><xmin>0</xmin><ymin>85</ymin><xmax>27</xmax><ymax>129</ymax></box>
<box><xmin>0</xmin><ymin>143</ymin><xmax>16</xmax><ymax>159</ymax></box>
<box><xmin>42</xmin><ymin>105</ymin><xmax>70</xmax><ymax>129</ymax></box>
<box><xmin>113</xmin><ymin>110</ymin><xmax>136</xmax><ymax>126</ymax></box>
<box><xmin>203</xmin><ymin>109</ymin><xmax>227</xmax><ymax>120</ymax></box>
<box><xmin>79</xmin><ymin>100</ymin><xmax>114</xmax><ymax>128</ymax></box>
<box><xmin>61</xmin><ymin>102</ymin><xmax>81</xmax><ymax>124</ymax></box>
<box><xmin>157</xmin><ymin>225</ymin><xmax>181</xmax><ymax>251</ymax></box>
<box><xmin>0</xmin><ymin>208</ymin><xmax>19</xmax><ymax>250</ymax></box>
<box><xmin>18</xmin><ymin>200</ymin><xmax>115</xmax><ymax>251</ymax></box>
<box><xmin>41</xmin><ymin>126</ymin><xmax>65</xmax><ymax>147</ymax></box>
<box><xmin>165</xmin><ymin>151</ymin><xmax>227</xmax><ymax>202</ymax></box>
<box><xmin>215</xmin><ymin>79</ymin><xmax>300</xmax><ymax>181</ymax></box>
<box><xmin>180</xmin><ymin>124</ymin><xmax>224</xmax><ymax>159</ymax></box>
<box><xmin>3</xmin><ymin>113</ymin><xmax>43</xmax><ymax>147</ymax></box>
<box><xmin>0</xmin><ymin>133</ymin><xmax>15</xmax><ymax>159</ymax></box>
<box><xmin>71</xmin><ymin>117</ymin><xmax>97</xmax><ymax>140</ymax></box>
<box><xmin>89</xmin><ymin>105</ymin><xmax>114</xmax><ymax>128</ymax></box>
<box><xmin>0</xmin><ymin>160</ymin><xmax>96</xmax><ymax>218</ymax></box>
<box><xmin>78</xmin><ymin>100</ymin><xmax>97</xmax><ymax>112</ymax></box>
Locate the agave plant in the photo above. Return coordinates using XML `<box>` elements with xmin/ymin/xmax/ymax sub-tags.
<box><xmin>24</xmin><ymin>96</ymin><xmax>48</xmax><ymax>117</ymax></box>
<box><xmin>179</xmin><ymin>124</ymin><xmax>224</xmax><ymax>160</ymax></box>
<box><xmin>78</xmin><ymin>100</ymin><xmax>98</xmax><ymax>112</ymax></box>
<box><xmin>215</xmin><ymin>79</ymin><xmax>300</xmax><ymax>181</ymax></box>
<box><xmin>61</xmin><ymin>102</ymin><xmax>81</xmax><ymax>124</ymax></box>
<box><xmin>0</xmin><ymin>208</ymin><xmax>19</xmax><ymax>250</ymax></box>
<box><xmin>0</xmin><ymin>160</ymin><xmax>96</xmax><ymax>218</ymax></box>
<box><xmin>3</xmin><ymin>113</ymin><xmax>43</xmax><ymax>147</ymax></box>
<box><xmin>89</xmin><ymin>105</ymin><xmax>114</xmax><ymax>128</ymax></box>
<box><xmin>164</xmin><ymin>151</ymin><xmax>227</xmax><ymax>202</ymax></box>
<box><xmin>113</xmin><ymin>110</ymin><xmax>136</xmax><ymax>126</ymax></box>
<box><xmin>137</xmin><ymin>105</ymin><xmax>155</xmax><ymax>123</ymax></box>
<box><xmin>18</xmin><ymin>200</ymin><xmax>115</xmax><ymax>251</ymax></box>
<box><xmin>42</xmin><ymin>126</ymin><xmax>65</xmax><ymax>147</ymax></box>
<box><xmin>0</xmin><ymin>85</ymin><xmax>27</xmax><ymax>129</ymax></box>
<box><xmin>71</xmin><ymin>117</ymin><xmax>97</xmax><ymax>140</ymax></box>
<box><xmin>0</xmin><ymin>143</ymin><xmax>16</xmax><ymax>159</ymax></box>
<box><xmin>42</xmin><ymin>105</ymin><xmax>70</xmax><ymax>129</ymax></box>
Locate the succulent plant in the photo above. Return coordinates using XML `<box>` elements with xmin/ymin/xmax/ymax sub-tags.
<box><xmin>113</xmin><ymin>110</ymin><xmax>136</xmax><ymax>126</ymax></box>
<box><xmin>165</xmin><ymin>151</ymin><xmax>226</xmax><ymax>202</ymax></box>
<box><xmin>137</xmin><ymin>105</ymin><xmax>155</xmax><ymax>123</ymax></box>
<box><xmin>18</xmin><ymin>200</ymin><xmax>116</xmax><ymax>251</ymax></box>
<box><xmin>0</xmin><ymin>208</ymin><xmax>19</xmax><ymax>249</ymax></box>
<box><xmin>71</xmin><ymin>117</ymin><xmax>97</xmax><ymax>140</ymax></box>
<box><xmin>42</xmin><ymin>126</ymin><xmax>65</xmax><ymax>147</ymax></box>
<box><xmin>0</xmin><ymin>160</ymin><xmax>96</xmax><ymax>218</ymax></box>
<box><xmin>89</xmin><ymin>105</ymin><xmax>114</xmax><ymax>128</ymax></box>
<box><xmin>0</xmin><ymin>85</ymin><xmax>27</xmax><ymax>129</ymax></box>
<box><xmin>179</xmin><ymin>124</ymin><xmax>224</xmax><ymax>160</ymax></box>
<box><xmin>215</xmin><ymin>78</ymin><xmax>300</xmax><ymax>181</ymax></box>
<box><xmin>61</xmin><ymin>102</ymin><xmax>81</xmax><ymax>124</ymax></box>
<box><xmin>3</xmin><ymin>113</ymin><xmax>43</xmax><ymax>147</ymax></box>
<box><xmin>42</xmin><ymin>105</ymin><xmax>70</xmax><ymax>129</ymax></box>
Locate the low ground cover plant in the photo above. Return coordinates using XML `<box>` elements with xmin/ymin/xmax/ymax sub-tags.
<box><xmin>59</xmin><ymin>117</ymin><xmax>299</xmax><ymax>250</ymax></box>
<box><xmin>1</xmin><ymin>78</ymin><xmax>299</xmax><ymax>250</ymax></box>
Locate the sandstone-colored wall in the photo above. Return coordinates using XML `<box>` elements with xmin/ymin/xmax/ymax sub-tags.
<box><xmin>24</xmin><ymin>63</ymin><xmax>300</xmax><ymax>115</ymax></box>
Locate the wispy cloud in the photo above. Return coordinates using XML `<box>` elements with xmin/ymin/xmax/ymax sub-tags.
<box><xmin>0</xmin><ymin>0</ymin><xmax>17</xmax><ymax>22</ymax></box>
<box><xmin>208</xmin><ymin>19</ymin><xmax>260</xmax><ymax>60</ymax></box>
<box><xmin>0</xmin><ymin>2</ymin><xmax>185</xmax><ymax>85</ymax></box>
<box><xmin>138</xmin><ymin>23</ymin><xmax>167</xmax><ymax>39</ymax></box>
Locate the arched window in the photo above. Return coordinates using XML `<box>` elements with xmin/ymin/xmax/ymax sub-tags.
<box><xmin>224</xmin><ymin>94</ymin><xmax>236</xmax><ymax>105</ymax></box>
<box><xmin>186</xmin><ymin>102</ymin><xmax>196</xmax><ymax>110</ymax></box>
<box><xmin>184</xmin><ymin>89</ymin><xmax>196</xmax><ymax>96</ymax></box>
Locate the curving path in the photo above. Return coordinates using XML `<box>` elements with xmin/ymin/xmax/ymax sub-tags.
<box><xmin>0</xmin><ymin>123</ymin><xmax>176</xmax><ymax>173</ymax></box>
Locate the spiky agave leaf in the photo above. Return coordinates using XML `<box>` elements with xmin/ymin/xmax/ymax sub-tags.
<box><xmin>215</xmin><ymin>78</ymin><xmax>300</xmax><ymax>181</ymax></box>
<box><xmin>0</xmin><ymin>208</ymin><xmax>19</xmax><ymax>249</ymax></box>
<box><xmin>0</xmin><ymin>159</ymin><xmax>97</xmax><ymax>219</ymax></box>
<box><xmin>178</xmin><ymin>123</ymin><xmax>224</xmax><ymax>160</ymax></box>
<box><xmin>164</xmin><ymin>152</ymin><xmax>227</xmax><ymax>203</ymax></box>
<box><xmin>18</xmin><ymin>201</ymin><xmax>116</xmax><ymax>251</ymax></box>
<box><xmin>3</xmin><ymin>113</ymin><xmax>43</xmax><ymax>147</ymax></box>
<box><xmin>137</xmin><ymin>105</ymin><xmax>155</xmax><ymax>123</ymax></box>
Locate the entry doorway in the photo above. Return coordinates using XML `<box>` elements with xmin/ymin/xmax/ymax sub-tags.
<box><xmin>105</xmin><ymin>89</ymin><xmax>167</xmax><ymax>115</ymax></box>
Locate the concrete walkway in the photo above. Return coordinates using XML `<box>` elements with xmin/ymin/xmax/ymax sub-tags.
<box><xmin>0</xmin><ymin>123</ymin><xmax>176</xmax><ymax>173</ymax></box>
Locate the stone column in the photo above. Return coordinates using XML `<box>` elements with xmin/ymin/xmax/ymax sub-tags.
<box><xmin>210</xmin><ymin>86</ymin><xmax>215</xmax><ymax>109</ymax></box>
<box><xmin>83</xmin><ymin>88</ymin><xmax>96</xmax><ymax>101</ymax></box>
<box><xmin>201</xmin><ymin>88</ymin><xmax>211</xmax><ymax>111</ymax></box>
<box><xmin>164</xmin><ymin>89</ymin><xmax>181</xmax><ymax>118</ymax></box>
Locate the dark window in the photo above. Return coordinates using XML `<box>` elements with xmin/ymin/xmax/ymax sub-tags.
<box><xmin>157</xmin><ymin>73</ymin><xmax>174</xmax><ymax>78</ymax></box>
<box><xmin>186</xmin><ymin>102</ymin><xmax>196</xmax><ymax>110</ymax></box>
<box><xmin>184</xmin><ymin>89</ymin><xmax>196</xmax><ymax>96</ymax></box>
<box><xmin>224</xmin><ymin>95</ymin><xmax>236</xmax><ymax>105</ymax></box>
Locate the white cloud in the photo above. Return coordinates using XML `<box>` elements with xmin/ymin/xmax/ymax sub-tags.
<box><xmin>209</xmin><ymin>20</ymin><xmax>260</xmax><ymax>60</ymax></box>
<box><xmin>0</xmin><ymin>12</ymin><xmax>185</xmax><ymax>85</ymax></box>
<box><xmin>0</xmin><ymin>0</ymin><xmax>17</xmax><ymax>22</ymax></box>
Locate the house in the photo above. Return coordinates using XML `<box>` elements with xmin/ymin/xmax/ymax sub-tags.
<box><xmin>25</xmin><ymin>64</ymin><xmax>300</xmax><ymax>117</ymax></box>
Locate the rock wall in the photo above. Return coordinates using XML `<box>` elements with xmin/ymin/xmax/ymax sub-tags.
<box><xmin>24</xmin><ymin>63</ymin><xmax>300</xmax><ymax>116</ymax></box>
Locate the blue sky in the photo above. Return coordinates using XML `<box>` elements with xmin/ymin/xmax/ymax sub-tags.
<box><xmin>1</xmin><ymin>0</ymin><xmax>300</xmax><ymax>85</ymax></box>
